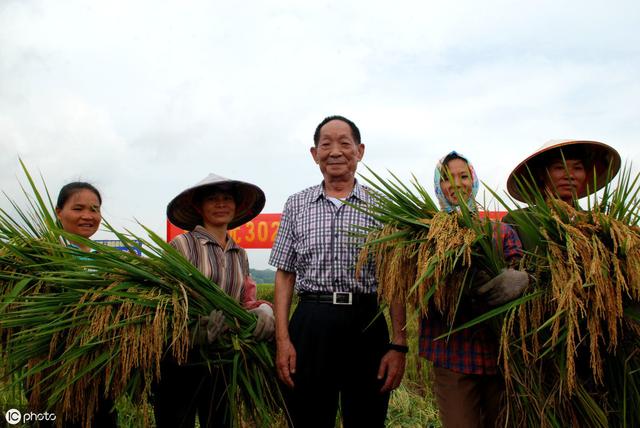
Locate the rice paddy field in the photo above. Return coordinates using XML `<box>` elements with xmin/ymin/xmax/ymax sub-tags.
<box><xmin>0</xmin><ymin>283</ymin><xmax>441</xmax><ymax>427</ymax></box>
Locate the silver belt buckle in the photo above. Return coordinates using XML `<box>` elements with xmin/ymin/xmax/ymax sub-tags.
<box><xmin>332</xmin><ymin>292</ymin><xmax>352</xmax><ymax>305</ymax></box>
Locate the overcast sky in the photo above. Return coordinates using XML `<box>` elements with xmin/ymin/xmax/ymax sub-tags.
<box><xmin>1</xmin><ymin>0</ymin><xmax>639</xmax><ymax>269</ymax></box>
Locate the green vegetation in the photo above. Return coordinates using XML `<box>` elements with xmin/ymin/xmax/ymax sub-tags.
<box><xmin>0</xmin><ymin>162</ymin><xmax>283</xmax><ymax>427</ymax></box>
<box><xmin>250</xmin><ymin>268</ymin><xmax>276</xmax><ymax>284</ymax></box>
<box><xmin>387</xmin><ymin>310</ymin><xmax>441</xmax><ymax>428</ymax></box>
<box><xmin>2</xmin><ymin>282</ymin><xmax>440</xmax><ymax>427</ymax></box>
<box><xmin>1</xmin><ymin>310</ymin><xmax>442</xmax><ymax>428</ymax></box>
<box><xmin>352</xmin><ymin>164</ymin><xmax>640</xmax><ymax>427</ymax></box>
<box><xmin>256</xmin><ymin>283</ymin><xmax>275</xmax><ymax>302</ymax></box>
<box><xmin>0</xmin><ymin>163</ymin><xmax>440</xmax><ymax>427</ymax></box>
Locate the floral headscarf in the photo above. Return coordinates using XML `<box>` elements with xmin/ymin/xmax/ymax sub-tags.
<box><xmin>434</xmin><ymin>151</ymin><xmax>479</xmax><ymax>213</ymax></box>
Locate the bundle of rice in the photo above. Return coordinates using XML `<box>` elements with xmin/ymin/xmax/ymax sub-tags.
<box><xmin>357</xmin><ymin>162</ymin><xmax>640</xmax><ymax>426</ymax></box>
<box><xmin>0</xmin><ymin>164</ymin><xmax>283</xmax><ymax>427</ymax></box>
<box><xmin>490</xmin><ymin>166</ymin><xmax>640</xmax><ymax>427</ymax></box>
<box><xmin>355</xmin><ymin>166</ymin><xmax>508</xmax><ymax>321</ymax></box>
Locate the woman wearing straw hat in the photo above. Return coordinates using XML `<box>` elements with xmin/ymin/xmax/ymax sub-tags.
<box><xmin>500</xmin><ymin>139</ymin><xmax>634</xmax><ymax>425</ymax></box>
<box><xmin>155</xmin><ymin>173</ymin><xmax>275</xmax><ymax>428</ymax></box>
<box><xmin>420</xmin><ymin>151</ymin><xmax>527</xmax><ymax>428</ymax></box>
<box><xmin>504</xmin><ymin>139</ymin><xmax>621</xmax><ymax>251</ymax></box>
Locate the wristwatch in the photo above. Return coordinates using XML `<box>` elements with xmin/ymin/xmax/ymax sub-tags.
<box><xmin>388</xmin><ymin>343</ymin><xmax>409</xmax><ymax>353</ymax></box>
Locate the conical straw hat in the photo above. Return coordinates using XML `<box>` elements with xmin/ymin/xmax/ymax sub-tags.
<box><xmin>167</xmin><ymin>173</ymin><xmax>265</xmax><ymax>231</ymax></box>
<box><xmin>507</xmin><ymin>139</ymin><xmax>621</xmax><ymax>202</ymax></box>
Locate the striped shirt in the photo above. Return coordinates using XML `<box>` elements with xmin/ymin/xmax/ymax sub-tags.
<box><xmin>170</xmin><ymin>225</ymin><xmax>259</xmax><ymax>308</ymax></box>
<box><xmin>419</xmin><ymin>222</ymin><xmax>523</xmax><ymax>375</ymax></box>
<box><xmin>269</xmin><ymin>181</ymin><xmax>379</xmax><ymax>294</ymax></box>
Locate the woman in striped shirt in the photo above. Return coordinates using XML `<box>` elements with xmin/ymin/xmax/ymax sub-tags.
<box><xmin>155</xmin><ymin>173</ymin><xmax>274</xmax><ymax>428</ymax></box>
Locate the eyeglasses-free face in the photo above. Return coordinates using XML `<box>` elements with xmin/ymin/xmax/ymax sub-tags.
<box><xmin>196</xmin><ymin>191</ymin><xmax>237</xmax><ymax>229</ymax></box>
<box><xmin>55</xmin><ymin>189</ymin><xmax>102</xmax><ymax>239</ymax></box>
<box><xmin>440</xmin><ymin>158</ymin><xmax>474</xmax><ymax>206</ymax></box>
<box><xmin>543</xmin><ymin>159</ymin><xmax>587</xmax><ymax>202</ymax></box>
<box><xmin>311</xmin><ymin>119</ymin><xmax>364</xmax><ymax>181</ymax></box>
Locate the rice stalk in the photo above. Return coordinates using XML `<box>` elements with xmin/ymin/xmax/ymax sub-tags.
<box><xmin>357</xmin><ymin>161</ymin><xmax>640</xmax><ymax>426</ymax></box>
<box><xmin>0</xmin><ymin>162</ymin><xmax>284</xmax><ymax>427</ymax></box>
<box><xmin>353</xmin><ymin>168</ymin><xmax>503</xmax><ymax>327</ymax></box>
<box><xmin>484</xmin><ymin>163</ymin><xmax>640</xmax><ymax>426</ymax></box>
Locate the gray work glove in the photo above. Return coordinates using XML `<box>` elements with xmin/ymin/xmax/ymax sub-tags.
<box><xmin>249</xmin><ymin>304</ymin><xmax>275</xmax><ymax>341</ymax></box>
<box><xmin>194</xmin><ymin>309</ymin><xmax>226</xmax><ymax>344</ymax></box>
<box><xmin>471</xmin><ymin>270</ymin><xmax>492</xmax><ymax>289</ymax></box>
<box><xmin>475</xmin><ymin>268</ymin><xmax>529</xmax><ymax>306</ymax></box>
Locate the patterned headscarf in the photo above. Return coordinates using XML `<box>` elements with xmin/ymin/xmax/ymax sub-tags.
<box><xmin>434</xmin><ymin>151</ymin><xmax>479</xmax><ymax>213</ymax></box>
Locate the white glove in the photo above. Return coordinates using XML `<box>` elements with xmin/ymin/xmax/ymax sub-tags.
<box><xmin>249</xmin><ymin>304</ymin><xmax>275</xmax><ymax>341</ymax></box>
<box><xmin>476</xmin><ymin>268</ymin><xmax>529</xmax><ymax>306</ymax></box>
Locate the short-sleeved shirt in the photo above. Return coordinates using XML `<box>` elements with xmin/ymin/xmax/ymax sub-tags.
<box><xmin>269</xmin><ymin>181</ymin><xmax>378</xmax><ymax>294</ymax></box>
<box><xmin>170</xmin><ymin>225</ymin><xmax>258</xmax><ymax>308</ymax></box>
<box><xmin>419</xmin><ymin>222</ymin><xmax>523</xmax><ymax>375</ymax></box>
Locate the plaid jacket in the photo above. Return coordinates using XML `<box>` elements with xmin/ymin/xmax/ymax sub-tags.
<box><xmin>418</xmin><ymin>222</ymin><xmax>522</xmax><ymax>374</ymax></box>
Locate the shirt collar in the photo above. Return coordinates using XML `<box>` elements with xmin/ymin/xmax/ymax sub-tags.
<box><xmin>67</xmin><ymin>243</ymin><xmax>97</xmax><ymax>253</ymax></box>
<box><xmin>192</xmin><ymin>225</ymin><xmax>240</xmax><ymax>251</ymax></box>
<box><xmin>313</xmin><ymin>179</ymin><xmax>366</xmax><ymax>202</ymax></box>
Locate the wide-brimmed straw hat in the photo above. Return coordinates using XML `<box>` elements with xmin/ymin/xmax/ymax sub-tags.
<box><xmin>167</xmin><ymin>173</ymin><xmax>265</xmax><ymax>231</ymax></box>
<box><xmin>507</xmin><ymin>139</ymin><xmax>621</xmax><ymax>202</ymax></box>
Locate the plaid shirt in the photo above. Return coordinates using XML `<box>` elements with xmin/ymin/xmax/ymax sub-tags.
<box><xmin>419</xmin><ymin>222</ymin><xmax>523</xmax><ymax>374</ymax></box>
<box><xmin>269</xmin><ymin>181</ymin><xmax>379</xmax><ymax>294</ymax></box>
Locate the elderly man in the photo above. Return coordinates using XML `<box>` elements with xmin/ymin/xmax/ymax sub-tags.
<box><xmin>269</xmin><ymin>115</ymin><xmax>407</xmax><ymax>428</ymax></box>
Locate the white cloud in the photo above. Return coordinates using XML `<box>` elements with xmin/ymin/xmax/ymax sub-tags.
<box><xmin>1</xmin><ymin>0</ymin><xmax>638</xmax><ymax>268</ymax></box>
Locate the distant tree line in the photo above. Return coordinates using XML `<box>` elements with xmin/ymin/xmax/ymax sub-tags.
<box><xmin>250</xmin><ymin>268</ymin><xmax>275</xmax><ymax>284</ymax></box>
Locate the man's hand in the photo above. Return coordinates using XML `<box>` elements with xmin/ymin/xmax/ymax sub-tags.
<box><xmin>274</xmin><ymin>269</ymin><xmax>296</xmax><ymax>387</ymax></box>
<box><xmin>276</xmin><ymin>338</ymin><xmax>297</xmax><ymax>388</ymax></box>
<box><xmin>475</xmin><ymin>268</ymin><xmax>529</xmax><ymax>306</ymax></box>
<box><xmin>377</xmin><ymin>348</ymin><xmax>406</xmax><ymax>393</ymax></box>
<box><xmin>249</xmin><ymin>304</ymin><xmax>275</xmax><ymax>341</ymax></box>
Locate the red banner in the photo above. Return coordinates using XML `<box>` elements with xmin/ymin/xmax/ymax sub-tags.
<box><xmin>480</xmin><ymin>211</ymin><xmax>507</xmax><ymax>220</ymax></box>
<box><xmin>166</xmin><ymin>213</ymin><xmax>281</xmax><ymax>249</ymax></box>
<box><xmin>166</xmin><ymin>211</ymin><xmax>507</xmax><ymax>249</ymax></box>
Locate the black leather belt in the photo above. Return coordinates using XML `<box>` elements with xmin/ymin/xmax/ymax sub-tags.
<box><xmin>298</xmin><ymin>292</ymin><xmax>377</xmax><ymax>305</ymax></box>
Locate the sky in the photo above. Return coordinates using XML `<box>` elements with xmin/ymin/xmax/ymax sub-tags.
<box><xmin>1</xmin><ymin>0</ymin><xmax>639</xmax><ymax>269</ymax></box>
